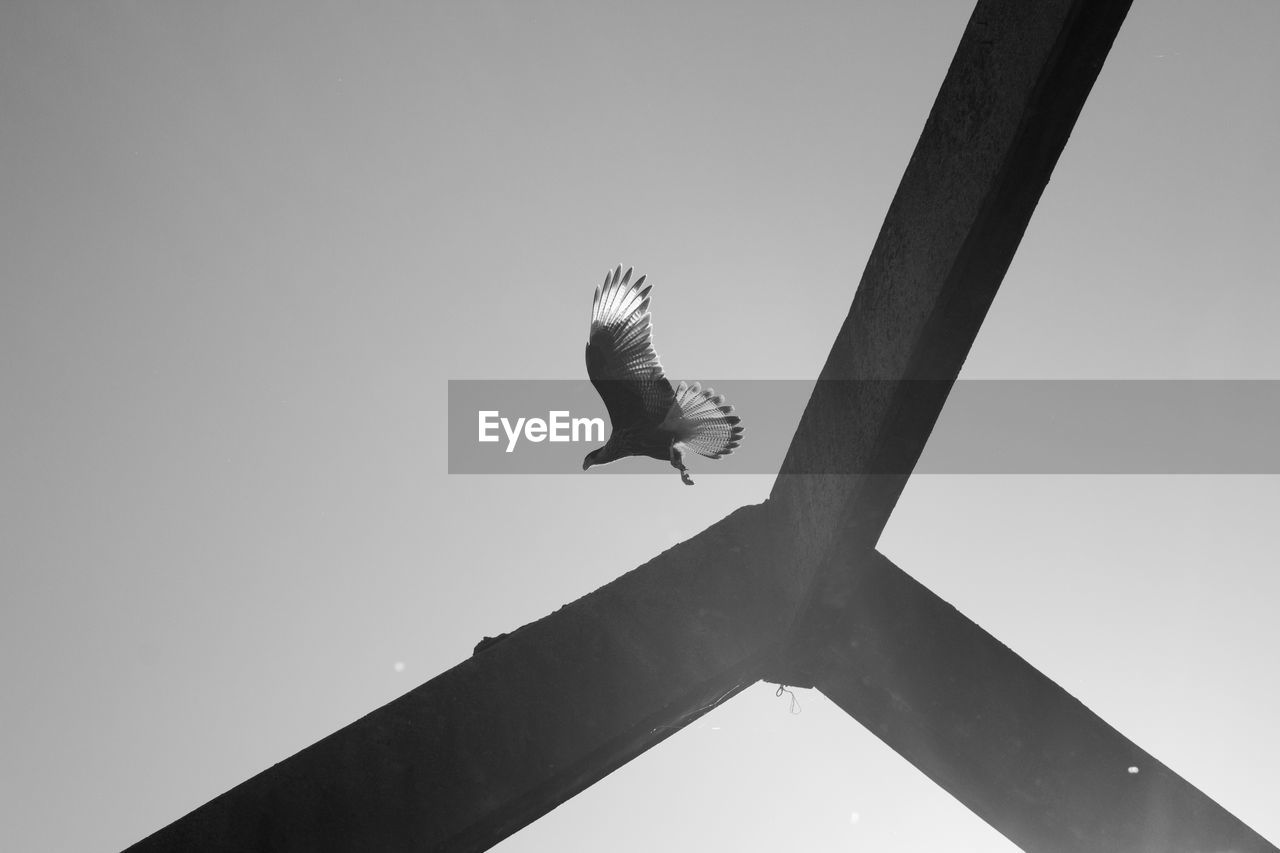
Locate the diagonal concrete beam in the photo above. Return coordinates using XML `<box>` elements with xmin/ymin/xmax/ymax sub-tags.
<box><xmin>783</xmin><ymin>548</ymin><xmax>1278</xmax><ymax>853</ymax></box>
<box><xmin>125</xmin><ymin>503</ymin><xmax>792</xmax><ymax>852</ymax></box>
<box><xmin>771</xmin><ymin>0</ymin><xmax>1134</xmax><ymax>578</ymax></box>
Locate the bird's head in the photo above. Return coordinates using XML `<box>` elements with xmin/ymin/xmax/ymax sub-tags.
<box><xmin>583</xmin><ymin>444</ymin><xmax>620</xmax><ymax>471</ymax></box>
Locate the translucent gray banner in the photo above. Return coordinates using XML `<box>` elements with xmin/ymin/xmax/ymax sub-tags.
<box><xmin>447</xmin><ymin>380</ymin><xmax>1280</xmax><ymax>475</ymax></box>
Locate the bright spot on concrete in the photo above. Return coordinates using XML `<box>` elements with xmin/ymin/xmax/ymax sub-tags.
<box><xmin>393</xmin><ymin>661</ymin><xmax>406</xmax><ymax>673</ymax></box>
<box><xmin>710</xmin><ymin>726</ymin><xmax>721</xmax><ymax>731</ymax></box>
<box><xmin>1127</xmin><ymin>765</ymin><xmax>1140</xmax><ymax>774</ymax></box>
<box><xmin>849</xmin><ymin>811</ymin><xmax>861</xmax><ymax>825</ymax></box>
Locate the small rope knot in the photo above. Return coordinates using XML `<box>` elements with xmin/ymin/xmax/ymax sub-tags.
<box><xmin>775</xmin><ymin>684</ymin><xmax>802</xmax><ymax>715</ymax></box>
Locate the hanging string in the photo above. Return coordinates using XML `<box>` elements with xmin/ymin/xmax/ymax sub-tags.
<box><xmin>775</xmin><ymin>684</ymin><xmax>802</xmax><ymax>715</ymax></box>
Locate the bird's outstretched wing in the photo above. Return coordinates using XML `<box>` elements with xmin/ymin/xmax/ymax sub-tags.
<box><xmin>585</xmin><ymin>265</ymin><xmax>676</xmax><ymax>429</ymax></box>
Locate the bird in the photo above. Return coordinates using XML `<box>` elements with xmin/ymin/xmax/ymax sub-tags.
<box><xmin>582</xmin><ymin>265</ymin><xmax>743</xmax><ymax>485</ymax></box>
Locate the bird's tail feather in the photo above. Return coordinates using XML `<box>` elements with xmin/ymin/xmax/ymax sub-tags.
<box><xmin>670</xmin><ymin>381</ymin><xmax>744</xmax><ymax>459</ymax></box>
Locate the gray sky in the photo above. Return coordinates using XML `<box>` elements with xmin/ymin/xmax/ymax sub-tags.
<box><xmin>2</xmin><ymin>1</ymin><xmax>1278</xmax><ymax>850</ymax></box>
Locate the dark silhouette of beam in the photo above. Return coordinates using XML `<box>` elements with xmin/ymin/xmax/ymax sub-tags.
<box><xmin>125</xmin><ymin>503</ymin><xmax>790</xmax><ymax>853</ymax></box>
<box><xmin>771</xmin><ymin>0</ymin><xmax>1137</xmax><ymax>582</ymax></box>
<box><xmin>781</xmin><ymin>549</ymin><xmax>1278</xmax><ymax>853</ymax></box>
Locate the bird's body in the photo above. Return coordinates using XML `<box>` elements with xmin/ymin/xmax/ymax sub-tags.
<box><xmin>584</xmin><ymin>423</ymin><xmax>676</xmax><ymax>465</ymax></box>
<box><xmin>582</xmin><ymin>266</ymin><xmax>742</xmax><ymax>484</ymax></box>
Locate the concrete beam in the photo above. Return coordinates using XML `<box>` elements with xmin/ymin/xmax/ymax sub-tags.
<box><xmin>771</xmin><ymin>0</ymin><xmax>1134</xmax><ymax>578</ymax></box>
<box><xmin>790</xmin><ymin>549</ymin><xmax>1277</xmax><ymax>853</ymax></box>
<box><xmin>124</xmin><ymin>503</ymin><xmax>791</xmax><ymax>852</ymax></box>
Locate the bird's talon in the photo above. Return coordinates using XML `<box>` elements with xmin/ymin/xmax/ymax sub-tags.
<box><xmin>681</xmin><ymin>471</ymin><xmax>694</xmax><ymax>486</ymax></box>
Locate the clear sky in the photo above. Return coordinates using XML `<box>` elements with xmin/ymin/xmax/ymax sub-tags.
<box><xmin>2</xmin><ymin>1</ymin><xmax>1278</xmax><ymax>851</ymax></box>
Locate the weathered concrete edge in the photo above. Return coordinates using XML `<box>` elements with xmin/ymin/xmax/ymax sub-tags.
<box><xmin>805</xmin><ymin>549</ymin><xmax>1278</xmax><ymax>853</ymax></box>
<box><xmin>122</xmin><ymin>502</ymin><xmax>792</xmax><ymax>853</ymax></box>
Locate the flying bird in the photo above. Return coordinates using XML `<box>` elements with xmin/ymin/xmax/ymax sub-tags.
<box><xmin>583</xmin><ymin>265</ymin><xmax>743</xmax><ymax>485</ymax></box>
